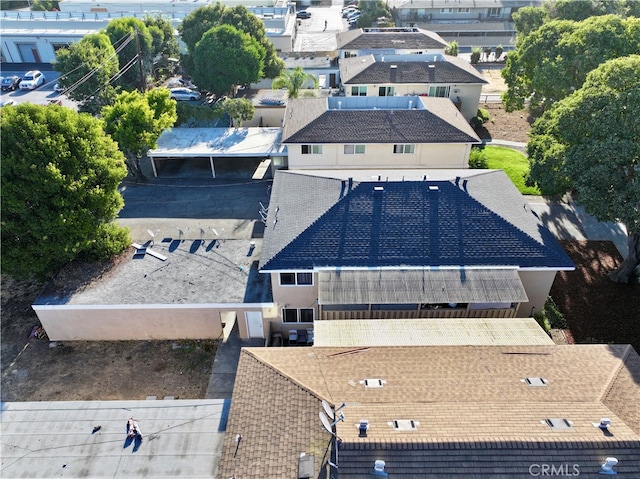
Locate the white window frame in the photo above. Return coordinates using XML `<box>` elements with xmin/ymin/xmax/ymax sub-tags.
<box><xmin>393</xmin><ymin>144</ymin><xmax>415</xmax><ymax>154</ymax></box>
<box><xmin>344</xmin><ymin>144</ymin><xmax>366</xmax><ymax>155</ymax></box>
<box><xmin>279</xmin><ymin>272</ymin><xmax>314</xmax><ymax>286</ymax></box>
<box><xmin>428</xmin><ymin>85</ymin><xmax>451</xmax><ymax>98</ymax></box>
<box><xmin>489</xmin><ymin>7</ymin><xmax>502</xmax><ymax>17</ymax></box>
<box><xmin>457</xmin><ymin>7</ymin><xmax>470</xmax><ymax>13</ymax></box>
<box><xmin>440</xmin><ymin>8</ymin><xmax>454</xmax><ymax>13</ymax></box>
<box><xmin>282</xmin><ymin>307</ymin><xmax>314</xmax><ymax>323</ymax></box>
<box><xmin>378</xmin><ymin>86</ymin><xmax>395</xmax><ymax>97</ymax></box>
<box><xmin>301</xmin><ymin>144</ymin><xmax>323</xmax><ymax>155</ymax></box>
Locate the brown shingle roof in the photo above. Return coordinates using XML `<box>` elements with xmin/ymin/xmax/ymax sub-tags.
<box><xmin>218</xmin><ymin>345</ymin><xmax>640</xmax><ymax>478</ymax></box>
<box><xmin>336</xmin><ymin>27</ymin><xmax>448</xmax><ymax>51</ymax></box>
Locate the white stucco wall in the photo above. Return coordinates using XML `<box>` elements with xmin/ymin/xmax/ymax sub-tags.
<box><xmin>516</xmin><ymin>270</ymin><xmax>560</xmax><ymax>317</ymax></box>
<box><xmin>286</xmin><ymin>142</ymin><xmax>471</xmax><ymax>169</ymax></box>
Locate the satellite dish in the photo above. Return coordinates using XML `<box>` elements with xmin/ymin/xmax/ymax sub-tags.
<box><xmin>322</xmin><ymin>400</ymin><xmax>334</xmax><ymax>420</ymax></box>
<box><xmin>319</xmin><ymin>411</ymin><xmax>333</xmax><ymax>434</ymax></box>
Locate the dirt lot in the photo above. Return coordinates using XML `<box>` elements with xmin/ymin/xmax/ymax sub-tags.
<box><xmin>1</xmin><ymin>270</ymin><xmax>217</xmax><ymax>402</ymax></box>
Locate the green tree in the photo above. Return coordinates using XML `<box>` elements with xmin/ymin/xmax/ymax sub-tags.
<box><xmin>526</xmin><ymin>55</ymin><xmax>640</xmax><ymax>283</ymax></box>
<box><xmin>502</xmin><ymin>15</ymin><xmax>640</xmax><ymax>113</ymax></box>
<box><xmin>179</xmin><ymin>4</ymin><xmax>283</xmax><ymax>80</ymax></box>
<box><xmin>470</xmin><ymin>47</ymin><xmax>482</xmax><ymax>64</ymax></box>
<box><xmin>102</xmin><ymin>88</ymin><xmax>177</xmax><ymax>180</ymax></box>
<box><xmin>0</xmin><ymin>104</ymin><xmax>130</xmax><ymax>279</ymax></box>
<box><xmin>512</xmin><ymin>6</ymin><xmax>548</xmax><ymax>37</ymax></box>
<box><xmin>271</xmin><ymin>67</ymin><xmax>318</xmax><ymax>98</ymax></box>
<box><xmin>105</xmin><ymin>17</ymin><xmax>154</xmax><ymax>91</ymax></box>
<box><xmin>31</xmin><ymin>0</ymin><xmax>59</xmax><ymax>11</ymax></box>
<box><xmin>444</xmin><ymin>41</ymin><xmax>459</xmax><ymax>57</ymax></box>
<box><xmin>53</xmin><ymin>33</ymin><xmax>120</xmax><ymax>114</ymax></box>
<box><xmin>144</xmin><ymin>16</ymin><xmax>180</xmax><ymax>60</ymax></box>
<box><xmin>220</xmin><ymin>98</ymin><xmax>254</xmax><ymax>127</ymax></box>
<box><xmin>545</xmin><ymin>0</ymin><xmax>602</xmax><ymax>21</ymax></box>
<box><xmin>356</xmin><ymin>0</ymin><xmax>392</xmax><ymax>28</ymax></box>
<box><xmin>192</xmin><ymin>25</ymin><xmax>264</xmax><ymax>97</ymax></box>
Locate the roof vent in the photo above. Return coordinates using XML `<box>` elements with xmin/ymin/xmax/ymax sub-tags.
<box><xmin>373</xmin><ymin>460</ymin><xmax>387</xmax><ymax>476</ymax></box>
<box><xmin>523</xmin><ymin>377</ymin><xmax>548</xmax><ymax>387</ymax></box>
<box><xmin>428</xmin><ymin>185</ymin><xmax>439</xmax><ymax>192</ymax></box>
<box><xmin>544</xmin><ymin>418</ymin><xmax>573</xmax><ymax>430</ymax></box>
<box><xmin>373</xmin><ymin>186</ymin><xmax>384</xmax><ymax>192</ymax></box>
<box><xmin>358</xmin><ymin>420</ymin><xmax>369</xmax><ymax>437</ymax></box>
<box><xmin>600</xmin><ymin>457</ymin><xmax>618</xmax><ymax>475</ymax></box>
<box><xmin>593</xmin><ymin>418</ymin><xmax>611</xmax><ymax>430</ymax></box>
<box><xmin>391</xmin><ymin>420</ymin><xmax>418</xmax><ymax>431</ymax></box>
<box><xmin>363</xmin><ymin>378</ymin><xmax>385</xmax><ymax>388</ymax></box>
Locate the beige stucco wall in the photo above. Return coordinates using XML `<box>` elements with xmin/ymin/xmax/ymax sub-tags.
<box><xmin>344</xmin><ymin>84</ymin><xmax>482</xmax><ymax>120</ymax></box>
<box><xmin>287</xmin><ymin>143</ymin><xmax>471</xmax><ymax>169</ymax></box>
<box><xmin>33</xmin><ymin>303</ymin><xmax>278</xmax><ymax>341</ymax></box>
<box><xmin>516</xmin><ymin>270</ymin><xmax>560</xmax><ymax>317</ymax></box>
<box><xmin>243</xmin><ymin>106</ymin><xmax>285</xmax><ymax>127</ymax></box>
<box><xmin>268</xmin><ymin>272</ymin><xmax>319</xmax><ymax>332</ymax></box>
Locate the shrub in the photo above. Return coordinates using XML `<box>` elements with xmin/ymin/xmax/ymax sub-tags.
<box><xmin>544</xmin><ymin>297</ymin><xmax>568</xmax><ymax>329</ymax></box>
<box><xmin>477</xmin><ymin>108</ymin><xmax>490</xmax><ymax>123</ymax></box>
<box><xmin>495</xmin><ymin>45</ymin><xmax>504</xmax><ymax>61</ymax></box>
<box><xmin>468</xmin><ymin>147</ymin><xmax>488</xmax><ymax>169</ymax></box>
<box><xmin>470</xmin><ymin>47</ymin><xmax>482</xmax><ymax>64</ymax></box>
<box><xmin>534</xmin><ymin>311</ymin><xmax>552</xmax><ymax>337</ymax></box>
<box><xmin>469</xmin><ymin>116</ymin><xmax>483</xmax><ymax>130</ymax></box>
<box><xmin>445</xmin><ymin>41</ymin><xmax>459</xmax><ymax>57</ymax></box>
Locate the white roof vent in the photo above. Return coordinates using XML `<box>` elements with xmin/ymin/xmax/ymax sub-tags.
<box><xmin>362</xmin><ymin>378</ymin><xmax>385</xmax><ymax>388</ymax></box>
<box><xmin>373</xmin><ymin>186</ymin><xmax>384</xmax><ymax>192</ymax></box>
<box><xmin>428</xmin><ymin>185</ymin><xmax>439</xmax><ymax>192</ymax></box>
<box><xmin>523</xmin><ymin>377</ymin><xmax>548</xmax><ymax>387</ymax></box>
<box><xmin>390</xmin><ymin>420</ymin><xmax>418</xmax><ymax>431</ymax></box>
<box><xmin>544</xmin><ymin>418</ymin><xmax>573</xmax><ymax>430</ymax></box>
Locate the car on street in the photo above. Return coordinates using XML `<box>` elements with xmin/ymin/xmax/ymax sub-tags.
<box><xmin>0</xmin><ymin>98</ymin><xmax>17</xmax><ymax>107</ymax></box>
<box><xmin>169</xmin><ymin>87</ymin><xmax>201</xmax><ymax>101</ymax></box>
<box><xmin>54</xmin><ymin>82</ymin><xmax>65</xmax><ymax>93</ymax></box>
<box><xmin>296</xmin><ymin>10</ymin><xmax>311</xmax><ymax>19</ymax></box>
<box><xmin>19</xmin><ymin>70</ymin><xmax>46</xmax><ymax>90</ymax></box>
<box><xmin>1</xmin><ymin>75</ymin><xmax>22</xmax><ymax>91</ymax></box>
<box><xmin>342</xmin><ymin>7</ymin><xmax>359</xmax><ymax>18</ymax></box>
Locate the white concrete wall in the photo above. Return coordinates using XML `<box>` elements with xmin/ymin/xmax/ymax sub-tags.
<box><xmin>286</xmin><ymin>142</ymin><xmax>471</xmax><ymax>169</ymax></box>
<box><xmin>344</xmin><ymin>83</ymin><xmax>482</xmax><ymax>120</ymax></box>
<box><xmin>33</xmin><ymin>303</ymin><xmax>277</xmax><ymax>341</ymax></box>
<box><xmin>242</xmin><ymin>106</ymin><xmax>285</xmax><ymax>127</ymax></box>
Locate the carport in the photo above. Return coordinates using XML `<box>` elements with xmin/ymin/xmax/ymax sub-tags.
<box><xmin>148</xmin><ymin>127</ymin><xmax>285</xmax><ymax>178</ymax></box>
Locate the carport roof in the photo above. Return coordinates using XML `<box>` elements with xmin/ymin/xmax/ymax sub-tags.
<box><xmin>148</xmin><ymin>127</ymin><xmax>284</xmax><ymax>158</ymax></box>
<box><xmin>0</xmin><ymin>399</ymin><xmax>227</xmax><ymax>479</ymax></box>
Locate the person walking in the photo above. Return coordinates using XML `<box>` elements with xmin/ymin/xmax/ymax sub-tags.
<box><xmin>324</xmin><ymin>19</ymin><xmax>328</xmax><ymax>31</ymax></box>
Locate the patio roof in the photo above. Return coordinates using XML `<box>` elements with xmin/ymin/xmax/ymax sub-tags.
<box><xmin>317</xmin><ymin>268</ymin><xmax>528</xmax><ymax>305</ymax></box>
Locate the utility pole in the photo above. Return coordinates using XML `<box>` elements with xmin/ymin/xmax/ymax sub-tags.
<box><xmin>134</xmin><ymin>27</ymin><xmax>147</xmax><ymax>92</ymax></box>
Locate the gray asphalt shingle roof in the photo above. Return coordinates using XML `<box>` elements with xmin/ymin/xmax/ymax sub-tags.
<box><xmin>340</xmin><ymin>54</ymin><xmax>488</xmax><ymax>85</ymax></box>
<box><xmin>336</xmin><ymin>27</ymin><xmax>448</xmax><ymax>51</ymax></box>
<box><xmin>259</xmin><ymin>170</ymin><xmax>574</xmax><ymax>271</ymax></box>
<box><xmin>282</xmin><ymin>97</ymin><xmax>480</xmax><ymax>144</ymax></box>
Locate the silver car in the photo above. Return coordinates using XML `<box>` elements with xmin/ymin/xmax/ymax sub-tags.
<box><xmin>169</xmin><ymin>88</ymin><xmax>201</xmax><ymax>101</ymax></box>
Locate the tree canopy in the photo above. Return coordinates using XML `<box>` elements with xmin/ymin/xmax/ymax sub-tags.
<box><xmin>144</xmin><ymin>16</ymin><xmax>180</xmax><ymax>60</ymax></box>
<box><xmin>104</xmin><ymin>17</ymin><xmax>154</xmax><ymax>91</ymax></box>
<box><xmin>271</xmin><ymin>67</ymin><xmax>318</xmax><ymax>98</ymax></box>
<box><xmin>502</xmin><ymin>14</ymin><xmax>640</xmax><ymax>113</ymax></box>
<box><xmin>179</xmin><ymin>4</ymin><xmax>283</xmax><ymax>81</ymax></box>
<box><xmin>0</xmin><ymin>104</ymin><xmax>130</xmax><ymax>279</ymax></box>
<box><xmin>355</xmin><ymin>0</ymin><xmax>392</xmax><ymax>28</ymax></box>
<box><xmin>220</xmin><ymin>98</ymin><xmax>254</xmax><ymax>127</ymax></box>
<box><xmin>53</xmin><ymin>33</ymin><xmax>120</xmax><ymax>114</ymax></box>
<box><xmin>526</xmin><ymin>55</ymin><xmax>640</xmax><ymax>282</ymax></box>
<box><xmin>192</xmin><ymin>25</ymin><xmax>265</xmax><ymax>96</ymax></box>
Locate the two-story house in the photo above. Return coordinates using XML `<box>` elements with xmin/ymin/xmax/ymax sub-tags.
<box><xmin>282</xmin><ymin>96</ymin><xmax>480</xmax><ymax>170</ymax></box>
<box><xmin>339</xmin><ymin>53</ymin><xmax>488</xmax><ymax>120</ymax></box>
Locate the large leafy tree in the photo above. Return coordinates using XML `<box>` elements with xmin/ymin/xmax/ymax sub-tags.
<box><xmin>54</xmin><ymin>33</ymin><xmax>120</xmax><ymax>114</ymax></box>
<box><xmin>105</xmin><ymin>17</ymin><xmax>154</xmax><ymax>91</ymax></box>
<box><xmin>179</xmin><ymin>4</ymin><xmax>283</xmax><ymax>81</ymax></box>
<box><xmin>192</xmin><ymin>25</ymin><xmax>264</xmax><ymax>97</ymax></box>
<box><xmin>527</xmin><ymin>55</ymin><xmax>640</xmax><ymax>283</ymax></box>
<box><xmin>502</xmin><ymin>15</ymin><xmax>640</xmax><ymax>113</ymax></box>
<box><xmin>144</xmin><ymin>16</ymin><xmax>180</xmax><ymax>60</ymax></box>
<box><xmin>1</xmin><ymin>104</ymin><xmax>130</xmax><ymax>280</ymax></box>
<box><xmin>220</xmin><ymin>98</ymin><xmax>254</xmax><ymax>127</ymax></box>
<box><xmin>102</xmin><ymin>88</ymin><xmax>177</xmax><ymax>180</ymax></box>
<box><xmin>355</xmin><ymin>0</ymin><xmax>392</xmax><ymax>28</ymax></box>
<box><xmin>271</xmin><ymin>67</ymin><xmax>318</xmax><ymax>98</ymax></box>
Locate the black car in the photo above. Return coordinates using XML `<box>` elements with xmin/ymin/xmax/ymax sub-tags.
<box><xmin>296</xmin><ymin>10</ymin><xmax>311</xmax><ymax>19</ymax></box>
<box><xmin>1</xmin><ymin>75</ymin><xmax>21</xmax><ymax>92</ymax></box>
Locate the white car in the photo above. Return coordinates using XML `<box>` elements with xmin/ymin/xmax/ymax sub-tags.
<box><xmin>0</xmin><ymin>98</ymin><xmax>17</xmax><ymax>107</ymax></box>
<box><xmin>169</xmin><ymin>87</ymin><xmax>201</xmax><ymax>101</ymax></box>
<box><xmin>19</xmin><ymin>70</ymin><xmax>46</xmax><ymax>90</ymax></box>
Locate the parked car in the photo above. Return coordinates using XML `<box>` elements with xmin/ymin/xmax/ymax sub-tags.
<box><xmin>342</xmin><ymin>7</ymin><xmax>359</xmax><ymax>18</ymax></box>
<box><xmin>296</xmin><ymin>10</ymin><xmax>311</xmax><ymax>19</ymax></box>
<box><xmin>19</xmin><ymin>70</ymin><xmax>46</xmax><ymax>90</ymax></box>
<box><xmin>38</xmin><ymin>99</ymin><xmax>63</xmax><ymax>106</ymax></box>
<box><xmin>169</xmin><ymin>88</ymin><xmax>201</xmax><ymax>101</ymax></box>
<box><xmin>54</xmin><ymin>82</ymin><xmax>65</xmax><ymax>93</ymax></box>
<box><xmin>347</xmin><ymin>10</ymin><xmax>362</xmax><ymax>21</ymax></box>
<box><xmin>0</xmin><ymin>98</ymin><xmax>17</xmax><ymax>107</ymax></box>
<box><xmin>1</xmin><ymin>75</ymin><xmax>22</xmax><ymax>91</ymax></box>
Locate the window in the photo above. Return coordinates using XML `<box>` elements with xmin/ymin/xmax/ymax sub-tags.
<box><xmin>344</xmin><ymin>144</ymin><xmax>365</xmax><ymax>154</ymax></box>
<box><xmin>457</xmin><ymin>7</ymin><xmax>470</xmax><ymax>13</ymax></box>
<box><xmin>378</xmin><ymin>86</ymin><xmax>395</xmax><ymax>97</ymax></box>
<box><xmin>279</xmin><ymin>272</ymin><xmax>313</xmax><ymax>285</ymax></box>
<box><xmin>440</xmin><ymin>8</ymin><xmax>454</xmax><ymax>13</ymax></box>
<box><xmin>351</xmin><ymin>85</ymin><xmax>367</xmax><ymax>96</ymax></box>
<box><xmin>301</xmin><ymin>145</ymin><xmax>322</xmax><ymax>154</ymax></box>
<box><xmin>489</xmin><ymin>7</ymin><xmax>502</xmax><ymax>17</ymax></box>
<box><xmin>428</xmin><ymin>85</ymin><xmax>450</xmax><ymax>97</ymax></box>
<box><xmin>393</xmin><ymin>144</ymin><xmax>415</xmax><ymax>154</ymax></box>
<box><xmin>282</xmin><ymin>308</ymin><xmax>314</xmax><ymax>323</ymax></box>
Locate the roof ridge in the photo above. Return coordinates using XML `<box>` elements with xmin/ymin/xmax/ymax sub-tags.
<box><xmin>598</xmin><ymin>344</ymin><xmax>632</xmax><ymax>402</ymax></box>
<box><xmin>340</xmin><ymin>438</ymin><xmax>640</xmax><ymax>450</ymax></box>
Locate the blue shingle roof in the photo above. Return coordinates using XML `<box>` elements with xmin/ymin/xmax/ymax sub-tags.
<box><xmin>260</xmin><ymin>175</ymin><xmax>573</xmax><ymax>271</ymax></box>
